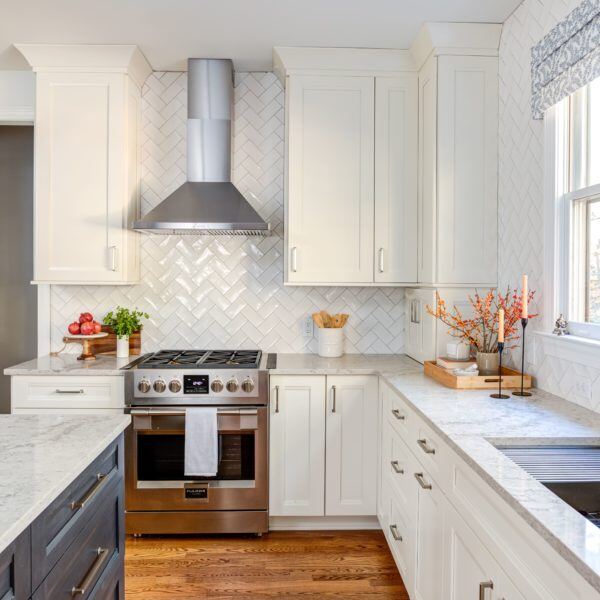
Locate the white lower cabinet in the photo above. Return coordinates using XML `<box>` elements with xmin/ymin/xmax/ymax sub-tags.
<box><xmin>269</xmin><ymin>375</ymin><xmax>377</xmax><ymax>518</ymax></box>
<box><xmin>269</xmin><ymin>376</ymin><xmax>326</xmax><ymax>516</ymax></box>
<box><xmin>325</xmin><ymin>376</ymin><xmax>378</xmax><ymax>515</ymax></box>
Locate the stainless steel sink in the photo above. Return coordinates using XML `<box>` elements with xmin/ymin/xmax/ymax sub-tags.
<box><xmin>497</xmin><ymin>445</ymin><xmax>600</xmax><ymax>527</ymax></box>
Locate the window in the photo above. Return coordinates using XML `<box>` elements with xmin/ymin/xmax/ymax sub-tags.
<box><xmin>551</xmin><ymin>77</ymin><xmax>600</xmax><ymax>339</ymax></box>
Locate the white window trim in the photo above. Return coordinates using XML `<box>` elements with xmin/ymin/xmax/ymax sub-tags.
<box><xmin>542</xmin><ymin>102</ymin><xmax>600</xmax><ymax>361</ymax></box>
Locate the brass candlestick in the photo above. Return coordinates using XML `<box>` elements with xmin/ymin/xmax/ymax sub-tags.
<box><xmin>513</xmin><ymin>318</ymin><xmax>532</xmax><ymax>397</ymax></box>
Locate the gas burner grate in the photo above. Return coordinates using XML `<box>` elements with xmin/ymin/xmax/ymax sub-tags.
<box><xmin>136</xmin><ymin>350</ymin><xmax>262</xmax><ymax>369</ymax></box>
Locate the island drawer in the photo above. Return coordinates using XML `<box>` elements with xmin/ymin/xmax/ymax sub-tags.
<box><xmin>0</xmin><ymin>528</ymin><xmax>31</xmax><ymax>600</ymax></box>
<box><xmin>31</xmin><ymin>436</ymin><xmax>124</xmax><ymax>589</ymax></box>
<box><xmin>32</xmin><ymin>477</ymin><xmax>124</xmax><ymax>600</ymax></box>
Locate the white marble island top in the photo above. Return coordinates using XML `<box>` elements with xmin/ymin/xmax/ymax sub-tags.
<box><xmin>382</xmin><ymin>371</ymin><xmax>600</xmax><ymax>591</ymax></box>
<box><xmin>272</xmin><ymin>353</ymin><xmax>422</xmax><ymax>375</ymax></box>
<box><xmin>4</xmin><ymin>354</ymin><xmax>134</xmax><ymax>376</ymax></box>
<box><xmin>0</xmin><ymin>414</ymin><xmax>130</xmax><ymax>554</ymax></box>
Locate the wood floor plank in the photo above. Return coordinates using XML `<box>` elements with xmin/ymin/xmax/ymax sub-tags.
<box><xmin>125</xmin><ymin>530</ymin><xmax>409</xmax><ymax>599</ymax></box>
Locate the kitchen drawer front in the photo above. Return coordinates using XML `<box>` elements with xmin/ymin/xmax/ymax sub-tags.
<box><xmin>384</xmin><ymin>492</ymin><xmax>413</xmax><ymax>588</ymax></box>
<box><xmin>31</xmin><ymin>436</ymin><xmax>124</xmax><ymax>589</ymax></box>
<box><xmin>33</xmin><ymin>477</ymin><xmax>124</xmax><ymax>600</ymax></box>
<box><xmin>11</xmin><ymin>376</ymin><xmax>124</xmax><ymax>410</ymax></box>
<box><xmin>0</xmin><ymin>528</ymin><xmax>31</xmax><ymax>600</ymax></box>
<box><xmin>87</xmin><ymin>549</ymin><xmax>124</xmax><ymax>600</ymax></box>
<box><xmin>385</xmin><ymin>386</ymin><xmax>415</xmax><ymax>443</ymax></box>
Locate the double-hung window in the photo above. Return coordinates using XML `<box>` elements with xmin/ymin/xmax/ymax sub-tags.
<box><xmin>550</xmin><ymin>77</ymin><xmax>600</xmax><ymax>339</ymax></box>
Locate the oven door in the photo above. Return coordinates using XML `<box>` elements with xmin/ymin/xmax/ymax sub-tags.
<box><xmin>125</xmin><ymin>406</ymin><xmax>268</xmax><ymax>511</ymax></box>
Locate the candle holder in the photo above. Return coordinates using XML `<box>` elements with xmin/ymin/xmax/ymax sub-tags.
<box><xmin>490</xmin><ymin>342</ymin><xmax>509</xmax><ymax>399</ymax></box>
<box><xmin>513</xmin><ymin>318</ymin><xmax>532</xmax><ymax>397</ymax></box>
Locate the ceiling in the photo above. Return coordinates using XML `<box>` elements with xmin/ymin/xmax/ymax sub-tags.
<box><xmin>0</xmin><ymin>0</ymin><xmax>522</xmax><ymax>72</ymax></box>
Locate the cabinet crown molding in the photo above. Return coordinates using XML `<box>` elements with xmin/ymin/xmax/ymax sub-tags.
<box><xmin>409</xmin><ymin>22</ymin><xmax>502</xmax><ymax>70</ymax></box>
<box><xmin>273</xmin><ymin>46</ymin><xmax>416</xmax><ymax>82</ymax></box>
<box><xmin>14</xmin><ymin>44</ymin><xmax>152</xmax><ymax>89</ymax></box>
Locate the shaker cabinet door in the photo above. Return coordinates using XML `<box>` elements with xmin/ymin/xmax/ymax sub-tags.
<box><xmin>286</xmin><ymin>75</ymin><xmax>375</xmax><ymax>284</ymax></box>
<box><xmin>269</xmin><ymin>375</ymin><xmax>326</xmax><ymax>516</ymax></box>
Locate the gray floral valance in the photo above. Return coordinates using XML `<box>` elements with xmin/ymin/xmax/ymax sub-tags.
<box><xmin>531</xmin><ymin>0</ymin><xmax>600</xmax><ymax>119</ymax></box>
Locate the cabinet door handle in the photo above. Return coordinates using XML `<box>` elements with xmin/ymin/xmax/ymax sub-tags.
<box><xmin>391</xmin><ymin>408</ymin><xmax>405</xmax><ymax>421</ymax></box>
<box><xmin>417</xmin><ymin>438</ymin><xmax>436</xmax><ymax>455</ymax></box>
<box><xmin>56</xmin><ymin>389</ymin><xmax>84</xmax><ymax>395</ymax></box>
<box><xmin>71</xmin><ymin>547</ymin><xmax>109</xmax><ymax>596</ymax></box>
<box><xmin>291</xmin><ymin>247</ymin><xmax>298</xmax><ymax>272</ymax></box>
<box><xmin>479</xmin><ymin>581</ymin><xmax>494</xmax><ymax>600</ymax></box>
<box><xmin>109</xmin><ymin>245</ymin><xmax>118</xmax><ymax>272</ymax></box>
<box><xmin>274</xmin><ymin>385</ymin><xmax>280</xmax><ymax>413</ymax></box>
<box><xmin>331</xmin><ymin>385</ymin><xmax>337</xmax><ymax>413</ymax></box>
<box><xmin>389</xmin><ymin>524</ymin><xmax>402</xmax><ymax>541</ymax></box>
<box><xmin>391</xmin><ymin>460</ymin><xmax>404</xmax><ymax>474</ymax></box>
<box><xmin>378</xmin><ymin>248</ymin><xmax>385</xmax><ymax>273</ymax></box>
<box><xmin>414</xmin><ymin>472</ymin><xmax>432</xmax><ymax>490</ymax></box>
<box><xmin>70</xmin><ymin>473</ymin><xmax>108</xmax><ymax>510</ymax></box>
<box><xmin>414</xmin><ymin>300</ymin><xmax>421</xmax><ymax>324</ymax></box>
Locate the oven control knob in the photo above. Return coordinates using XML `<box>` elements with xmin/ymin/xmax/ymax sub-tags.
<box><xmin>138</xmin><ymin>379</ymin><xmax>151</xmax><ymax>393</ymax></box>
<box><xmin>153</xmin><ymin>379</ymin><xmax>166</xmax><ymax>393</ymax></box>
<box><xmin>226</xmin><ymin>378</ymin><xmax>239</xmax><ymax>393</ymax></box>
<box><xmin>211</xmin><ymin>378</ymin><xmax>224</xmax><ymax>393</ymax></box>
<box><xmin>168</xmin><ymin>379</ymin><xmax>182</xmax><ymax>393</ymax></box>
<box><xmin>241</xmin><ymin>378</ymin><xmax>255</xmax><ymax>393</ymax></box>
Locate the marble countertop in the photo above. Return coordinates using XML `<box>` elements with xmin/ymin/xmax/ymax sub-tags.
<box><xmin>4</xmin><ymin>354</ymin><xmax>135</xmax><ymax>376</ymax></box>
<box><xmin>272</xmin><ymin>353</ymin><xmax>423</xmax><ymax>375</ymax></box>
<box><xmin>0</xmin><ymin>414</ymin><xmax>130</xmax><ymax>554</ymax></box>
<box><xmin>381</xmin><ymin>371</ymin><xmax>600</xmax><ymax>591</ymax></box>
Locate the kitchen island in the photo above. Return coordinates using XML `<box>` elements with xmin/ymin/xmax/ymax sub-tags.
<box><xmin>0</xmin><ymin>414</ymin><xmax>130</xmax><ymax>599</ymax></box>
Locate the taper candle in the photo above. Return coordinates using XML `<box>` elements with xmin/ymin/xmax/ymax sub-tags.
<box><xmin>521</xmin><ymin>274</ymin><xmax>528</xmax><ymax>319</ymax></box>
<box><xmin>498</xmin><ymin>308</ymin><xmax>504</xmax><ymax>343</ymax></box>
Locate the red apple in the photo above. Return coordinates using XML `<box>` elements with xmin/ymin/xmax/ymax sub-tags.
<box><xmin>67</xmin><ymin>322</ymin><xmax>80</xmax><ymax>335</ymax></box>
<box><xmin>92</xmin><ymin>321</ymin><xmax>102</xmax><ymax>334</ymax></box>
<box><xmin>79</xmin><ymin>312</ymin><xmax>94</xmax><ymax>324</ymax></box>
<box><xmin>80</xmin><ymin>321</ymin><xmax>94</xmax><ymax>335</ymax></box>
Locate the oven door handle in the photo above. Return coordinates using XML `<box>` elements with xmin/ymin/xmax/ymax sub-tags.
<box><xmin>130</xmin><ymin>408</ymin><xmax>258</xmax><ymax>416</ymax></box>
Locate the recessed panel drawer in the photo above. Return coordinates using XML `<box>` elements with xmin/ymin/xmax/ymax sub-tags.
<box><xmin>32</xmin><ymin>477</ymin><xmax>123</xmax><ymax>600</ymax></box>
<box><xmin>31</xmin><ymin>437</ymin><xmax>123</xmax><ymax>589</ymax></box>
<box><xmin>0</xmin><ymin>528</ymin><xmax>31</xmax><ymax>600</ymax></box>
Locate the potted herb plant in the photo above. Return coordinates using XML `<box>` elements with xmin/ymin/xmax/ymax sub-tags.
<box><xmin>426</xmin><ymin>287</ymin><xmax>536</xmax><ymax>375</ymax></box>
<box><xmin>103</xmin><ymin>307</ymin><xmax>149</xmax><ymax>358</ymax></box>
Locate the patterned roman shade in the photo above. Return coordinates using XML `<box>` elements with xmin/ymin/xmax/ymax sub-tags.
<box><xmin>531</xmin><ymin>0</ymin><xmax>600</xmax><ymax>119</ymax></box>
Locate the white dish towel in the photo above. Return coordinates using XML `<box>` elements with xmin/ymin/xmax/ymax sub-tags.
<box><xmin>184</xmin><ymin>407</ymin><xmax>218</xmax><ymax>477</ymax></box>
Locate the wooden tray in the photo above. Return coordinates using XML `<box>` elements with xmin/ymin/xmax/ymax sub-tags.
<box><xmin>424</xmin><ymin>361</ymin><xmax>532</xmax><ymax>390</ymax></box>
<box><xmin>94</xmin><ymin>326</ymin><xmax>142</xmax><ymax>356</ymax></box>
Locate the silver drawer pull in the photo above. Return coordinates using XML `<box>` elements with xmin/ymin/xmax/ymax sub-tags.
<box><xmin>414</xmin><ymin>472</ymin><xmax>432</xmax><ymax>490</ymax></box>
<box><xmin>56</xmin><ymin>389</ymin><xmax>84</xmax><ymax>394</ymax></box>
<box><xmin>331</xmin><ymin>385</ymin><xmax>337</xmax><ymax>413</ymax></box>
<box><xmin>71</xmin><ymin>547</ymin><xmax>109</xmax><ymax>596</ymax></box>
<box><xmin>479</xmin><ymin>581</ymin><xmax>493</xmax><ymax>600</ymax></box>
<box><xmin>391</xmin><ymin>409</ymin><xmax>405</xmax><ymax>421</ymax></box>
<box><xmin>417</xmin><ymin>438</ymin><xmax>436</xmax><ymax>454</ymax></box>
<box><xmin>70</xmin><ymin>473</ymin><xmax>108</xmax><ymax>510</ymax></box>
<box><xmin>389</xmin><ymin>524</ymin><xmax>402</xmax><ymax>541</ymax></box>
<box><xmin>390</xmin><ymin>460</ymin><xmax>404</xmax><ymax>474</ymax></box>
<box><xmin>274</xmin><ymin>385</ymin><xmax>280</xmax><ymax>413</ymax></box>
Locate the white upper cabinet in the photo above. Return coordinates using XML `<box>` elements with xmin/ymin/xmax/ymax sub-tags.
<box><xmin>286</xmin><ymin>74</ymin><xmax>375</xmax><ymax>284</ymax></box>
<box><xmin>16</xmin><ymin>44</ymin><xmax>151</xmax><ymax>284</ymax></box>
<box><xmin>375</xmin><ymin>76</ymin><xmax>418</xmax><ymax>283</ymax></box>
<box><xmin>276</xmin><ymin>47</ymin><xmax>418</xmax><ymax>286</ymax></box>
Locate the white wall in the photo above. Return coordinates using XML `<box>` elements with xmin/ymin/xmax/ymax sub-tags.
<box><xmin>499</xmin><ymin>0</ymin><xmax>600</xmax><ymax>411</ymax></box>
<box><xmin>48</xmin><ymin>72</ymin><xmax>406</xmax><ymax>354</ymax></box>
<box><xmin>0</xmin><ymin>71</ymin><xmax>34</xmax><ymax>122</ymax></box>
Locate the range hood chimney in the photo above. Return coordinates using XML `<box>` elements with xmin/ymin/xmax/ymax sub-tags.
<box><xmin>133</xmin><ymin>59</ymin><xmax>270</xmax><ymax>235</ymax></box>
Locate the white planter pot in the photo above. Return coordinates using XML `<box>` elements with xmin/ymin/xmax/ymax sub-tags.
<box><xmin>317</xmin><ymin>328</ymin><xmax>344</xmax><ymax>358</ymax></box>
<box><xmin>116</xmin><ymin>335</ymin><xmax>130</xmax><ymax>358</ymax></box>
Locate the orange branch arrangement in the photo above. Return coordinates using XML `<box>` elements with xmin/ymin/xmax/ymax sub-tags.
<box><xmin>426</xmin><ymin>287</ymin><xmax>538</xmax><ymax>354</ymax></box>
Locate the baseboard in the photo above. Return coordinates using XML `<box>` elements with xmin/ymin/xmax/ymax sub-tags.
<box><xmin>269</xmin><ymin>515</ymin><xmax>381</xmax><ymax>531</ymax></box>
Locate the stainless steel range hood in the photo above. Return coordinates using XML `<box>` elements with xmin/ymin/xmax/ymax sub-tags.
<box><xmin>133</xmin><ymin>59</ymin><xmax>270</xmax><ymax>235</ymax></box>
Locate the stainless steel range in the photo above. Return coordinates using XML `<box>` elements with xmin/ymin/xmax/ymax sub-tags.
<box><xmin>124</xmin><ymin>350</ymin><xmax>269</xmax><ymax>535</ymax></box>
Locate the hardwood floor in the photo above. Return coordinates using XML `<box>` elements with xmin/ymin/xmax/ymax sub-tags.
<box><xmin>125</xmin><ymin>530</ymin><xmax>409</xmax><ymax>599</ymax></box>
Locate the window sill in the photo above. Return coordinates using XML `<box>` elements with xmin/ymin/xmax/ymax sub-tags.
<box><xmin>533</xmin><ymin>331</ymin><xmax>600</xmax><ymax>369</ymax></box>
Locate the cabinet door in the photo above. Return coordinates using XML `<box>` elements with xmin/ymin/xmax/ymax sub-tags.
<box><xmin>286</xmin><ymin>75</ymin><xmax>375</xmax><ymax>284</ymax></box>
<box><xmin>325</xmin><ymin>375</ymin><xmax>378</xmax><ymax>515</ymax></box>
<box><xmin>404</xmin><ymin>288</ymin><xmax>437</xmax><ymax>364</ymax></box>
<box><xmin>0</xmin><ymin>528</ymin><xmax>31</xmax><ymax>600</ymax></box>
<box><xmin>34</xmin><ymin>71</ymin><xmax>136</xmax><ymax>283</ymax></box>
<box><xmin>374</xmin><ymin>76</ymin><xmax>418</xmax><ymax>283</ymax></box>
<box><xmin>269</xmin><ymin>375</ymin><xmax>326</xmax><ymax>516</ymax></box>
<box><xmin>436</xmin><ymin>55</ymin><xmax>498</xmax><ymax>285</ymax></box>
<box><xmin>413</xmin><ymin>469</ymin><xmax>445</xmax><ymax>600</ymax></box>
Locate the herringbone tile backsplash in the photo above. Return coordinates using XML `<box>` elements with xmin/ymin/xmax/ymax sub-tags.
<box><xmin>50</xmin><ymin>72</ymin><xmax>406</xmax><ymax>354</ymax></box>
